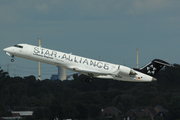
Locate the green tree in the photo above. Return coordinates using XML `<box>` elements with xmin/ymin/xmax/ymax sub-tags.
<box><xmin>168</xmin><ymin>96</ymin><xmax>180</xmax><ymax>119</ymax></box>
<box><xmin>33</xmin><ymin>108</ymin><xmax>45</xmax><ymax>119</ymax></box>
<box><xmin>136</xmin><ymin>115</ymin><xmax>151</xmax><ymax>120</ymax></box>
<box><xmin>88</xmin><ymin>104</ymin><xmax>101</xmax><ymax>119</ymax></box>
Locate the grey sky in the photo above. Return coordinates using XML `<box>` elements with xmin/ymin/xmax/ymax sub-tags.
<box><xmin>1</xmin><ymin>0</ymin><xmax>180</xmax><ymax>79</ymax></box>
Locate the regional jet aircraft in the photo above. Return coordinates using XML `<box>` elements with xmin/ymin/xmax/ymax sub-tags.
<box><xmin>3</xmin><ymin>44</ymin><xmax>171</xmax><ymax>82</ymax></box>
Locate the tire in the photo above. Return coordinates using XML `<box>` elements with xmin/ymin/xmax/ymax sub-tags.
<box><xmin>89</xmin><ymin>78</ymin><xmax>93</xmax><ymax>83</ymax></box>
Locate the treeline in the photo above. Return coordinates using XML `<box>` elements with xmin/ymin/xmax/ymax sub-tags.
<box><xmin>0</xmin><ymin>64</ymin><xmax>180</xmax><ymax>120</ymax></box>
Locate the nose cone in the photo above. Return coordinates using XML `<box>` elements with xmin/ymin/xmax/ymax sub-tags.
<box><xmin>3</xmin><ymin>47</ymin><xmax>13</xmax><ymax>56</ymax></box>
<box><xmin>3</xmin><ymin>48</ymin><xmax>8</xmax><ymax>52</ymax></box>
<box><xmin>3</xmin><ymin>47</ymin><xmax>11</xmax><ymax>52</ymax></box>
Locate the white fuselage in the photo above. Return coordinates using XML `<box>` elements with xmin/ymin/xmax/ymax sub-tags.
<box><xmin>3</xmin><ymin>44</ymin><xmax>154</xmax><ymax>82</ymax></box>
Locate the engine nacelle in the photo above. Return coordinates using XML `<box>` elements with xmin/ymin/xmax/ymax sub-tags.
<box><xmin>117</xmin><ymin>65</ymin><xmax>136</xmax><ymax>76</ymax></box>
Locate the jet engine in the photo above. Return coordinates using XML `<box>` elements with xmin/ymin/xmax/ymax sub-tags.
<box><xmin>117</xmin><ymin>65</ymin><xmax>136</xmax><ymax>76</ymax></box>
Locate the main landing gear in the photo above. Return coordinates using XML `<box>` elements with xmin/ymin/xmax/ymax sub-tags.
<box><xmin>11</xmin><ymin>55</ymin><xmax>14</xmax><ymax>62</ymax></box>
<box><xmin>85</xmin><ymin>77</ymin><xmax>93</xmax><ymax>83</ymax></box>
<box><xmin>85</xmin><ymin>73</ymin><xmax>94</xmax><ymax>83</ymax></box>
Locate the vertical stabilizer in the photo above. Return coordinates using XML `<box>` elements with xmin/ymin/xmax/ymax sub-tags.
<box><xmin>134</xmin><ymin>59</ymin><xmax>170</xmax><ymax>76</ymax></box>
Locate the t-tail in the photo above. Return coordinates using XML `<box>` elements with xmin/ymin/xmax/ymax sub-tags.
<box><xmin>134</xmin><ymin>59</ymin><xmax>171</xmax><ymax>77</ymax></box>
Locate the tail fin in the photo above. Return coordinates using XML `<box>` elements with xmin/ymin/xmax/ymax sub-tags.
<box><xmin>134</xmin><ymin>59</ymin><xmax>171</xmax><ymax>76</ymax></box>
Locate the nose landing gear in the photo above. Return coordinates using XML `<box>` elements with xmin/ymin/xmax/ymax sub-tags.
<box><xmin>11</xmin><ymin>55</ymin><xmax>14</xmax><ymax>62</ymax></box>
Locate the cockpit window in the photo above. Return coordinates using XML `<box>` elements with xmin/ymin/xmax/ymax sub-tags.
<box><xmin>13</xmin><ymin>44</ymin><xmax>23</xmax><ymax>48</ymax></box>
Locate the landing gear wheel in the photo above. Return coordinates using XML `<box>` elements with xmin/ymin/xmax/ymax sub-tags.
<box><xmin>89</xmin><ymin>78</ymin><xmax>93</xmax><ymax>83</ymax></box>
<box><xmin>85</xmin><ymin>78</ymin><xmax>93</xmax><ymax>83</ymax></box>
<box><xmin>11</xmin><ymin>55</ymin><xmax>14</xmax><ymax>62</ymax></box>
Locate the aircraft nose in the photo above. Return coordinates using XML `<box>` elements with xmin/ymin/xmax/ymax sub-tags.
<box><xmin>3</xmin><ymin>48</ymin><xmax>8</xmax><ymax>52</ymax></box>
<box><xmin>3</xmin><ymin>47</ymin><xmax>14</xmax><ymax>56</ymax></box>
<box><xmin>3</xmin><ymin>47</ymin><xmax>11</xmax><ymax>52</ymax></box>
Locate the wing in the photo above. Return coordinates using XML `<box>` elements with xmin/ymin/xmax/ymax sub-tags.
<box><xmin>71</xmin><ymin>66</ymin><xmax>136</xmax><ymax>77</ymax></box>
<box><xmin>72</xmin><ymin>67</ymin><xmax>109</xmax><ymax>76</ymax></box>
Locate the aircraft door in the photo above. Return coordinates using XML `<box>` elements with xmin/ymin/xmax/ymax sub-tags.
<box><xmin>21</xmin><ymin>45</ymin><xmax>27</xmax><ymax>55</ymax></box>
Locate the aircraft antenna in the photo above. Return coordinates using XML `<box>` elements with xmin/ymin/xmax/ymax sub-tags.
<box><xmin>38</xmin><ymin>38</ymin><xmax>41</xmax><ymax>80</ymax></box>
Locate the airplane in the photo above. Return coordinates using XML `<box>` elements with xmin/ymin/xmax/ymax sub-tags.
<box><xmin>3</xmin><ymin>44</ymin><xmax>171</xmax><ymax>83</ymax></box>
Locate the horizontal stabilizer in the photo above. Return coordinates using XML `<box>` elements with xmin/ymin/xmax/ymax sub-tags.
<box><xmin>154</xmin><ymin>60</ymin><xmax>172</xmax><ymax>67</ymax></box>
